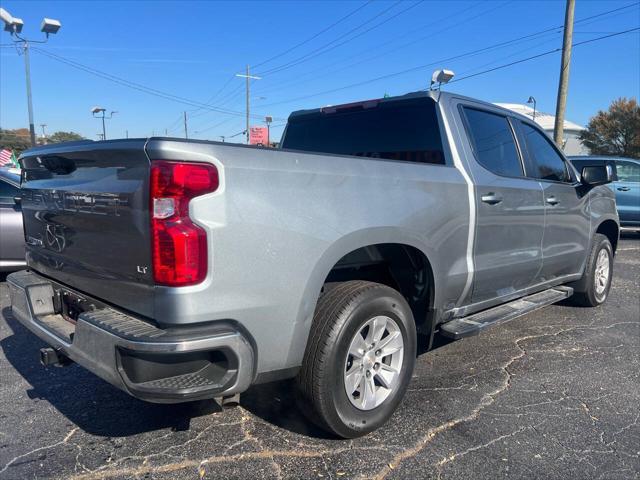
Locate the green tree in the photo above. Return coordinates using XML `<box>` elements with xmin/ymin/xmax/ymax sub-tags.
<box><xmin>0</xmin><ymin>128</ymin><xmax>31</xmax><ymax>154</ymax></box>
<box><xmin>48</xmin><ymin>131</ymin><xmax>85</xmax><ymax>143</ymax></box>
<box><xmin>580</xmin><ymin>98</ymin><xmax>640</xmax><ymax>158</ymax></box>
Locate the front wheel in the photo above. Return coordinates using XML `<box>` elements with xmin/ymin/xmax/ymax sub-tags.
<box><xmin>570</xmin><ymin>233</ymin><xmax>614</xmax><ymax>307</ymax></box>
<box><xmin>297</xmin><ymin>281</ymin><xmax>417</xmax><ymax>438</ymax></box>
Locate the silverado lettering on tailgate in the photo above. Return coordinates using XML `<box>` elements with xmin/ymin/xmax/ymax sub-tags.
<box><xmin>22</xmin><ymin>189</ymin><xmax>129</xmax><ymax>216</ymax></box>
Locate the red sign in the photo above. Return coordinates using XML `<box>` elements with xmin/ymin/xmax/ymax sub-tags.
<box><xmin>249</xmin><ymin>126</ymin><xmax>269</xmax><ymax>146</ymax></box>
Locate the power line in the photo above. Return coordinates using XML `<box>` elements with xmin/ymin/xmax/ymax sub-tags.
<box><xmin>252</xmin><ymin>0</ymin><xmax>374</xmax><ymax>69</ymax></box>
<box><xmin>31</xmin><ymin>47</ymin><xmax>285</xmax><ymax>121</ymax></box>
<box><xmin>257</xmin><ymin>0</ymin><xmax>413</xmax><ymax>76</ymax></box>
<box><xmin>252</xmin><ymin>1</ymin><xmax>489</xmax><ymax>96</ymax></box>
<box><xmin>188</xmin><ymin>74</ymin><xmax>237</xmax><ymax>119</ymax></box>
<box><xmin>254</xmin><ymin>0</ymin><xmax>638</xmax><ymax>99</ymax></box>
<box><xmin>264</xmin><ymin>0</ymin><xmax>506</xmax><ymax>78</ymax></box>
<box><xmin>184</xmin><ymin>1</ymin><xmax>375</xmax><ymax>128</ymax></box>
<box><xmin>447</xmin><ymin>27</ymin><xmax>640</xmax><ymax>86</ymax></box>
<box><xmin>262</xmin><ymin>8</ymin><xmax>640</xmax><ymax>107</ymax></box>
<box><xmin>194</xmin><ymin>117</ymin><xmax>236</xmax><ymax>135</ymax></box>
<box><xmin>150</xmin><ymin>0</ymin><xmax>638</xmax><ymax>135</ymax></box>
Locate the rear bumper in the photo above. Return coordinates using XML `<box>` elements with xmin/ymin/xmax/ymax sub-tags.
<box><xmin>7</xmin><ymin>270</ymin><xmax>255</xmax><ymax>403</ymax></box>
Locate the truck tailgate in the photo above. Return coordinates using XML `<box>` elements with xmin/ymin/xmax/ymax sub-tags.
<box><xmin>19</xmin><ymin>140</ymin><xmax>155</xmax><ymax>318</ymax></box>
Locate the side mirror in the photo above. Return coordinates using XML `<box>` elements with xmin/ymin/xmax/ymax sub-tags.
<box><xmin>581</xmin><ymin>164</ymin><xmax>613</xmax><ymax>186</ymax></box>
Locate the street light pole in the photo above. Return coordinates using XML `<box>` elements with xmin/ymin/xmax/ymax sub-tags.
<box><xmin>91</xmin><ymin>107</ymin><xmax>117</xmax><ymax>140</ymax></box>
<box><xmin>22</xmin><ymin>42</ymin><xmax>37</xmax><ymax>146</ymax></box>
<box><xmin>1</xmin><ymin>8</ymin><xmax>62</xmax><ymax>148</ymax></box>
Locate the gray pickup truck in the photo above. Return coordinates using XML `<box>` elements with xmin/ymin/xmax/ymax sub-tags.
<box><xmin>8</xmin><ymin>91</ymin><xmax>619</xmax><ymax>438</ymax></box>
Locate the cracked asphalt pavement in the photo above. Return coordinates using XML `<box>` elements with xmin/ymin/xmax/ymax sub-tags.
<box><xmin>1</xmin><ymin>234</ymin><xmax>638</xmax><ymax>479</ymax></box>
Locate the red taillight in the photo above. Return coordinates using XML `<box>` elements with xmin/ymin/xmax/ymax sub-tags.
<box><xmin>150</xmin><ymin>161</ymin><xmax>219</xmax><ymax>286</ymax></box>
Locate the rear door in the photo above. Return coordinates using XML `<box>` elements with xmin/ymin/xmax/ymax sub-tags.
<box><xmin>516</xmin><ymin>122</ymin><xmax>590</xmax><ymax>280</ymax></box>
<box><xmin>459</xmin><ymin>105</ymin><xmax>545</xmax><ymax>304</ymax></box>
<box><xmin>613</xmin><ymin>159</ymin><xmax>640</xmax><ymax>226</ymax></box>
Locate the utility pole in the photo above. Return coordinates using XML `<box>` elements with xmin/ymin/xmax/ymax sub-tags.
<box><xmin>245</xmin><ymin>65</ymin><xmax>249</xmax><ymax>144</ymax></box>
<box><xmin>236</xmin><ymin>66</ymin><xmax>261</xmax><ymax>144</ymax></box>
<box><xmin>183</xmin><ymin>111</ymin><xmax>188</xmax><ymax>139</ymax></box>
<box><xmin>553</xmin><ymin>0</ymin><xmax>575</xmax><ymax>147</ymax></box>
<box><xmin>125</xmin><ymin>129</ymin><xmax>129</xmax><ymax>139</ymax></box>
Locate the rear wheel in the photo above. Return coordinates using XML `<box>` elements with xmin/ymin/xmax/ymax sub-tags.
<box><xmin>570</xmin><ymin>233</ymin><xmax>614</xmax><ymax>307</ymax></box>
<box><xmin>297</xmin><ymin>281</ymin><xmax>416</xmax><ymax>438</ymax></box>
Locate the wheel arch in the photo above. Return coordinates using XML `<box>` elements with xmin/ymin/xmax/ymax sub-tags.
<box><xmin>595</xmin><ymin>218</ymin><xmax>619</xmax><ymax>254</ymax></box>
<box><xmin>286</xmin><ymin>228</ymin><xmax>440</xmax><ymax>369</ymax></box>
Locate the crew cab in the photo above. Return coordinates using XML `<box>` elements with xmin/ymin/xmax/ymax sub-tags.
<box><xmin>7</xmin><ymin>91</ymin><xmax>619</xmax><ymax>438</ymax></box>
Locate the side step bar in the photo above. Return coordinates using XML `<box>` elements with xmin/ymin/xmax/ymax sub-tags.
<box><xmin>440</xmin><ymin>286</ymin><xmax>573</xmax><ymax>340</ymax></box>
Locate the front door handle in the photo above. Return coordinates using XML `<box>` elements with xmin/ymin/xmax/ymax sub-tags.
<box><xmin>481</xmin><ymin>193</ymin><xmax>503</xmax><ymax>205</ymax></box>
<box><xmin>617</xmin><ymin>186</ymin><xmax>630</xmax><ymax>191</ymax></box>
<box><xmin>546</xmin><ymin>196</ymin><xmax>559</xmax><ymax>206</ymax></box>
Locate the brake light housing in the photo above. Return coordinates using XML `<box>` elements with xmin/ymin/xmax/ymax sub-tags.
<box><xmin>150</xmin><ymin>161</ymin><xmax>219</xmax><ymax>286</ymax></box>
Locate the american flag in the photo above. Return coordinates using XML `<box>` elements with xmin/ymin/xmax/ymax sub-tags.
<box><xmin>0</xmin><ymin>149</ymin><xmax>14</xmax><ymax>166</ymax></box>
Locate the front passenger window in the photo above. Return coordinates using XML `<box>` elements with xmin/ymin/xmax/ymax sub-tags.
<box><xmin>520</xmin><ymin>123</ymin><xmax>569</xmax><ymax>182</ymax></box>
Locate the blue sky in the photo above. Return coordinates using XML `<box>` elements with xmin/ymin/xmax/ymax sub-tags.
<box><xmin>1</xmin><ymin>0</ymin><xmax>638</xmax><ymax>143</ymax></box>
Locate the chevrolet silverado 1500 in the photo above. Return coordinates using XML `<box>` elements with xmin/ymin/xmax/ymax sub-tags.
<box><xmin>7</xmin><ymin>91</ymin><xmax>619</xmax><ymax>438</ymax></box>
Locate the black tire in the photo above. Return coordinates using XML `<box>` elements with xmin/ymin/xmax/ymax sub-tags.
<box><xmin>569</xmin><ymin>233</ymin><xmax>614</xmax><ymax>307</ymax></box>
<box><xmin>296</xmin><ymin>280</ymin><xmax>417</xmax><ymax>438</ymax></box>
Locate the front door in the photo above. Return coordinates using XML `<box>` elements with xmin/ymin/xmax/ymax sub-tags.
<box><xmin>517</xmin><ymin>121</ymin><xmax>591</xmax><ymax>280</ymax></box>
<box><xmin>459</xmin><ymin>106</ymin><xmax>545</xmax><ymax>304</ymax></box>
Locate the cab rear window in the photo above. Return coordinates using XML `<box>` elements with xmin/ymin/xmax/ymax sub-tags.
<box><xmin>281</xmin><ymin>97</ymin><xmax>445</xmax><ymax>165</ymax></box>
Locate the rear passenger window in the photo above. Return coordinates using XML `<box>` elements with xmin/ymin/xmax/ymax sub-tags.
<box><xmin>282</xmin><ymin>97</ymin><xmax>445</xmax><ymax>164</ymax></box>
<box><xmin>462</xmin><ymin>108</ymin><xmax>523</xmax><ymax>177</ymax></box>
<box><xmin>520</xmin><ymin>123</ymin><xmax>569</xmax><ymax>182</ymax></box>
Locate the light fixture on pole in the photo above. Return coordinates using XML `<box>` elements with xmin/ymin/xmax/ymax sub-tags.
<box><xmin>1</xmin><ymin>7</ymin><xmax>62</xmax><ymax>147</ymax></box>
<box><xmin>527</xmin><ymin>96</ymin><xmax>537</xmax><ymax>121</ymax></box>
<box><xmin>429</xmin><ymin>69</ymin><xmax>455</xmax><ymax>91</ymax></box>
<box><xmin>91</xmin><ymin>106</ymin><xmax>117</xmax><ymax>140</ymax></box>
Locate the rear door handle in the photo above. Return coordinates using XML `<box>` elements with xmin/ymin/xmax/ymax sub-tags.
<box><xmin>546</xmin><ymin>196</ymin><xmax>559</xmax><ymax>206</ymax></box>
<box><xmin>617</xmin><ymin>186</ymin><xmax>630</xmax><ymax>191</ymax></box>
<box><xmin>481</xmin><ymin>193</ymin><xmax>503</xmax><ymax>205</ymax></box>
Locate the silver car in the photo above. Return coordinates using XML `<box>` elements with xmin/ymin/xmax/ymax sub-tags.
<box><xmin>0</xmin><ymin>168</ymin><xmax>25</xmax><ymax>272</ymax></box>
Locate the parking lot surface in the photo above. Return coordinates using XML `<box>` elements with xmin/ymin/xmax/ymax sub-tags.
<box><xmin>1</xmin><ymin>234</ymin><xmax>638</xmax><ymax>480</ymax></box>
